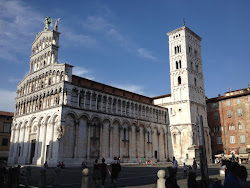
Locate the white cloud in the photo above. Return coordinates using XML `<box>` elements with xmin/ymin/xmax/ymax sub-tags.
<box><xmin>82</xmin><ymin>16</ymin><xmax>113</xmax><ymax>31</ymax></box>
<box><xmin>137</xmin><ymin>48</ymin><xmax>158</xmax><ymax>61</ymax></box>
<box><xmin>0</xmin><ymin>0</ymin><xmax>43</xmax><ymax>63</ymax></box>
<box><xmin>8</xmin><ymin>77</ymin><xmax>20</xmax><ymax>84</ymax></box>
<box><xmin>82</xmin><ymin>15</ymin><xmax>159</xmax><ymax>62</ymax></box>
<box><xmin>0</xmin><ymin>89</ymin><xmax>16</xmax><ymax>112</ymax></box>
<box><xmin>62</xmin><ymin>29</ymin><xmax>98</xmax><ymax>48</ymax></box>
<box><xmin>111</xmin><ymin>84</ymin><xmax>145</xmax><ymax>95</ymax></box>
<box><xmin>72</xmin><ymin>66</ymin><xmax>95</xmax><ymax>80</ymax></box>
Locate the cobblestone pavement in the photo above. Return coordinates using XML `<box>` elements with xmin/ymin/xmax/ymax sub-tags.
<box><xmin>18</xmin><ymin>163</ymin><xmax>250</xmax><ymax>188</ymax></box>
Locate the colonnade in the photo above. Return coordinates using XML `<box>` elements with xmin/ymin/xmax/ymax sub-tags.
<box><xmin>17</xmin><ymin>70</ymin><xmax>65</xmax><ymax>98</ymax></box>
<box><xmin>15</xmin><ymin>89</ymin><xmax>63</xmax><ymax>116</ymax></box>
<box><xmin>68</xmin><ymin>88</ymin><xmax>168</xmax><ymax>124</ymax></box>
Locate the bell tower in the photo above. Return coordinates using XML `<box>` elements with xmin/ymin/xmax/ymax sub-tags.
<box><xmin>164</xmin><ymin>26</ymin><xmax>211</xmax><ymax>162</ymax></box>
<box><xmin>167</xmin><ymin>26</ymin><xmax>205</xmax><ymax>106</ymax></box>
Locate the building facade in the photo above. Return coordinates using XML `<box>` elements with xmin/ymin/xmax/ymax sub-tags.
<box><xmin>207</xmin><ymin>85</ymin><xmax>250</xmax><ymax>159</ymax></box>
<box><xmin>0</xmin><ymin>111</ymin><xmax>13</xmax><ymax>160</ymax></box>
<box><xmin>8</xmin><ymin>18</ymin><xmax>211</xmax><ymax>166</ymax></box>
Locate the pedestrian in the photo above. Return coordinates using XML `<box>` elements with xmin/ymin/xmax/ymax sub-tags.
<box><xmin>99</xmin><ymin>158</ymin><xmax>111</xmax><ymax>188</ymax></box>
<box><xmin>192</xmin><ymin>158</ymin><xmax>197</xmax><ymax>172</ymax></box>
<box><xmin>238</xmin><ymin>165</ymin><xmax>249</xmax><ymax>188</ymax></box>
<box><xmin>183</xmin><ymin>162</ymin><xmax>187</xmax><ymax>177</ymax></box>
<box><xmin>165</xmin><ymin>166</ymin><xmax>180</xmax><ymax>188</ymax></box>
<box><xmin>210</xmin><ymin>178</ymin><xmax>223</xmax><ymax>188</ymax></box>
<box><xmin>0</xmin><ymin>161</ymin><xmax>4</xmax><ymax>188</ymax></box>
<box><xmin>111</xmin><ymin>157</ymin><xmax>121</xmax><ymax>187</ymax></box>
<box><xmin>187</xmin><ymin>171</ymin><xmax>198</xmax><ymax>188</ymax></box>
<box><xmin>93</xmin><ymin>159</ymin><xmax>101</xmax><ymax>186</ymax></box>
<box><xmin>224</xmin><ymin>162</ymin><xmax>241</xmax><ymax>188</ymax></box>
<box><xmin>172</xmin><ymin>157</ymin><xmax>178</xmax><ymax>172</ymax></box>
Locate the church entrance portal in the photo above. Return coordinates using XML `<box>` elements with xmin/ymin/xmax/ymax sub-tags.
<box><xmin>154</xmin><ymin>151</ymin><xmax>158</xmax><ymax>159</ymax></box>
<box><xmin>29</xmin><ymin>139</ymin><xmax>36</xmax><ymax>164</ymax></box>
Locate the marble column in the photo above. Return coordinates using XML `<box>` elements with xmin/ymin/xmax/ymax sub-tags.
<box><xmin>74</xmin><ymin>121</ymin><xmax>79</xmax><ymax>158</ymax></box>
<box><xmin>41</xmin><ymin>123</ymin><xmax>47</xmax><ymax>163</ymax></box>
<box><xmin>34</xmin><ymin>124</ymin><xmax>41</xmax><ymax>158</ymax></box>
<box><xmin>49</xmin><ymin>122</ymin><xmax>55</xmax><ymax>159</ymax></box>
<box><xmin>9</xmin><ymin>128</ymin><xmax>16</xmax><ymax>157</ymax></box>
<box><xmin>87</xmin><ymin>123</ymin><xmax>91</xmax><ymax>159</ymax></box>
<box><xmin>109</xmin><ymin>126</ymin><xmax>113</xmax><ymax>159</ymax></box>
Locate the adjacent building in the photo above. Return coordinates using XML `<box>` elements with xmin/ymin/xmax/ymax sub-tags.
<box><xmin>0</xmin><ymin>111</ymin><xmax>13</xmax><ymax>160</ymax></box>
<box><xmin>207</xmin><ymin>85</ymin><xmax>250</xmax><ymax>159</ymax></box>
<box><xmin>8</xmin><ymin>18</ymin><xmax>211</xmax><ymax>166</ymax></box>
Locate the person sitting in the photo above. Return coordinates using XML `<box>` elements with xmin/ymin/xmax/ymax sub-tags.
<box><xmin>238</xmin><ymin>165</ymin><xmax>249</xmax><ymax>188</ymax></box>
<box><xmin>224</xmin><ymin>162</ymin><xmax>241</xmax><ymax>188</ymax></box>
<box><xmin>187</xmin><ymin>171</ymin><xmax>198</xmax><ymax>188</ymax></box>
<box><xmin>43</xmin><ymin>161</ymin><xmax>48</xmax><ymax>168</ymax></box>
<box><xmin>61</xmin><ymin>162</ymin><xmax>65</xmax><ymax>168</ymax></box>
<box><xmin>165</xmin><ymin>166</ymin><xmax>180</xmax><ymax>188</ymax></box>
<box><xmin>210</xmin><ymin>178</ymin><xmax>223</xmax><ymax>188</ymax></box>
<box><xmin>81</xmin><ymin>161</ymin><xmax>87</xmax><ymax>169</ymax></box>
<box><xmin>57</xmin><ymin>161</ymin><xmax>61</xmax><ymax>168</ymax></box>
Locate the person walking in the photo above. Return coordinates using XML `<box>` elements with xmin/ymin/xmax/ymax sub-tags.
<box><xmin>111</xmin><ymin>157</ymin><xmax>121</xmax><ymax>187</ymax></box>
<box><xmin>172</xmin><ymin>157</ymin><xmax>178</xmax><ymax>172</ymax></box>
<box><xmin>93</xmin><ymin>159</ymin><xmax>101</xmax><ymax>187</ymax></box>
<box><xmin>183</xmin><ymin>162</ymin><xmax>187</xmax><ymax>178</ymax></box>
<box><xmin>99</xmin><ymin>158</ymin><xmax>110</xmax><ymax>188</ymax></box>
<box><xmin>192</xmin><ymin>158</ymin><xmax>197</xmax><ymax>172</ymax></box>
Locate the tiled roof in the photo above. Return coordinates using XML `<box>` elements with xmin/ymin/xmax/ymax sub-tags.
<box><xmin>206</xmin><ymin>91</ymin><xmax>250</xmax><ymax>103</ymax></box>
<box><xmin>152</xmin><ymin>94</ymin><xmax>171</xmax><ymax>99</ymax></box>
<box><xmin>0</xmin><ymin>111</ymin><xmax>14</xmax><ymax>117</ymax></box>
<box><xmin>71</xmin><ymin>75</ymin><xmax>153</xmax><ymax>104</ymax></box>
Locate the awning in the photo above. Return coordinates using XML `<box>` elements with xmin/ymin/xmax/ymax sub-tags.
<box><xmin>239</xmin><ymin>154</ymin><xmax>249</xmax><ymax>158</ymax></box>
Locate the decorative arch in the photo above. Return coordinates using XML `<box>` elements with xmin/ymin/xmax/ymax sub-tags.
<box><xmin>63</xmin><ymin>111</ymin><xmax>78</xmax><ymax>121</ymax></box>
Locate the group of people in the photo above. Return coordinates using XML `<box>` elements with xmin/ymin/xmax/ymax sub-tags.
<box><xmin>92</xmin><ymin>157</ymin><xmax>121</xmax><ymax>188</ymax></box>
<box><xmin>170</xmin><ymin>156</ymin><xmax>249</xmax><ymax>188</ymax></box>
<box><xmin>56</xmin><ymin>161</ymin><xmax>65</xmax><ymax>168</ymax></box>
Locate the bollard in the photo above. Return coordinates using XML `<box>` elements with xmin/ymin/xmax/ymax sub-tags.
<box><xmin>81</xmin><ymin>168</ymin><xmax>90</xmax><ymax>188</ymax></box>
<box><xmin>38</xmin><ymin>167</ymin><xmax>47</xmax><ymax>188</ymax></box>
<box><xmin>157</xmin><ymin>170</ymin><xmax>166</xmax><ymax>188</ymax></box>
<box><xmin>26</xmin><ymin>166</ymin><xmax>32</xmax><ymax>186</ymax></box>
<box><xmin>54</xmin><ymin>167</ymin><xmax>61</xmax><ymax>186</ymax></box>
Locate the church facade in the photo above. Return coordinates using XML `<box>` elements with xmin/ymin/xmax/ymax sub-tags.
<box><xmin>8</xmin><ymin>18</ymin><xmax>211</xmax><ymax>166</ymax></box>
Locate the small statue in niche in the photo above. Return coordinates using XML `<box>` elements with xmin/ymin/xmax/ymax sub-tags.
<box><xmin>56</xmin><ymin>126</ymin><xmax>64</xmax><ymax>140</ymax></box>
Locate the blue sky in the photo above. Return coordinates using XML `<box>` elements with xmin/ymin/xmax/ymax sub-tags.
<box><xmin>0</xmin><ymin>0</ymin><xmax>250</xmax><ymax>112</ymax></box>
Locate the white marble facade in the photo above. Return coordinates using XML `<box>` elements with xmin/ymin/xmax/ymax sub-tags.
<box><xmin>8</xmin><ymin>21</ymin><xmax>211</xmax><ymax>166</ymax></box>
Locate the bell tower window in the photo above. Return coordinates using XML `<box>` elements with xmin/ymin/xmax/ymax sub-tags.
<box><xmin>176</xmin><ymin>62</ymin><xmax>178</xmax><ymax>69</ymax></box>
<box><xmin>178</xmin><ymin>76</ymin><xmax>181</xmax><ymax>85</ymax></box>
<box><xmin>174</xmin><ymin>45</ymin><xmax>181</xmax><ymax>54</ymax></box>
<box><xmin>179</xmin><ymin>60</ymin><xmax>181</xmax><ymax>68</ymax></box>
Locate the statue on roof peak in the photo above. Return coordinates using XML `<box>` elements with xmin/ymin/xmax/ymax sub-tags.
<box><xmin>44</xmin><ymin>17</ymin><xmax>53</xmax><ymax>31</ymax></box>
<box><xmin>54</xmin><ymin>18</ymin><xmax>60</xmax><ymax>31</ymax></box>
